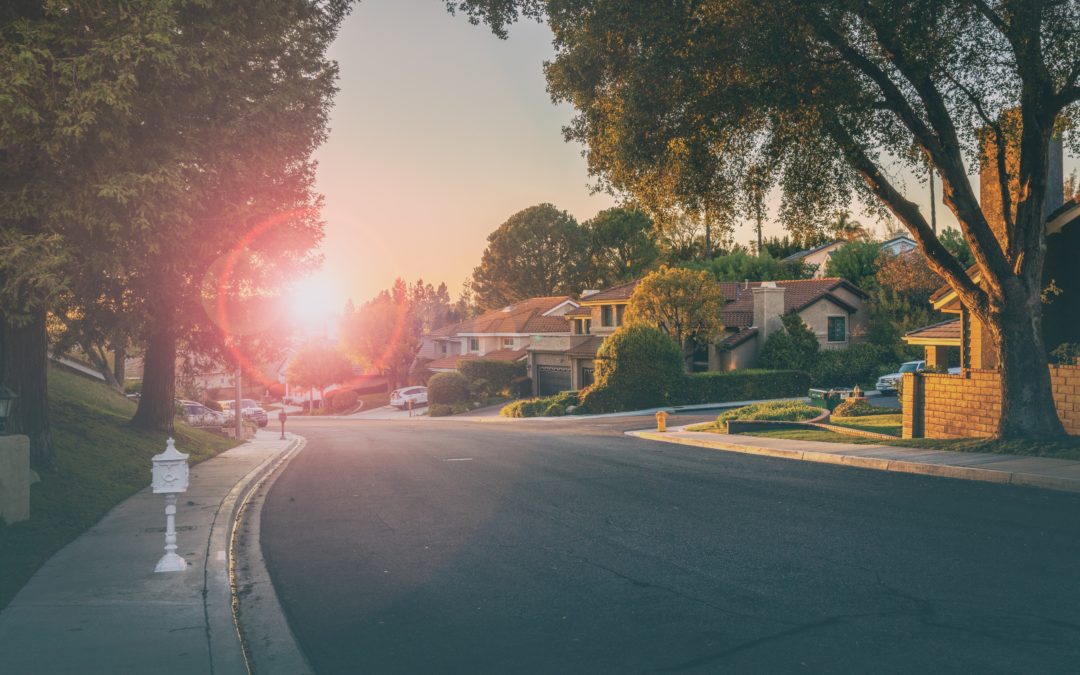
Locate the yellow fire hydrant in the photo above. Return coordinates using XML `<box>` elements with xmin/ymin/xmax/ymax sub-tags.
<box><xmin>655</xmin><ymin>410</ymin><xmax>668</xmax><ymax>433</ymax></box>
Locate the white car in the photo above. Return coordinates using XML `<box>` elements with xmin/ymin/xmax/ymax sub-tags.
<box><xmin>876</xmin><ymin>360</ymin><xmax>926</xmax><ymax>395</ymax></box>
<box><xmin>390</xmin><ymin>386</ymin><xmax>428</xmax><ymax>410</ymax></box>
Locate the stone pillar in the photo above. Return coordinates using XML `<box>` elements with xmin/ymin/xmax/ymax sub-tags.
<box><xmin>901</xmin><ymin>373</ymin><xmax>924</xmax><ymax>439</ymax></box>
<box><xmin>0</xmin><ymin>435</ymin><xmax>31</xmax><ymax>524</ymax></box>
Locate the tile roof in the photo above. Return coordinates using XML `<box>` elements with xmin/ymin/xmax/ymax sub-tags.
<box><xmin>718</xmin><ymin>326</ymin><xmax>758</xmax><ymax>349</ymax></box>
<box><xmin>565</xmin><ymin>335</ymin><xmax>605</xmax><ymax>358</ymax></box>
<box><xmin>904</xmin><ymin>318</ymin><xmax>961</xmax><ymax>343</ymax></box>
<box><xmin>425</xmin><ymin>349</ymin><xmax>527</xmax><ymax>371</ymax></box>
<box><xmin>718</xmin><ymin>278</ymin><xmax>867</xmax><ymax>328</ymax></box>
<box><xmin>429</xmin><ymin>296</ymin><xmax>576</xmax><ymax>337</ymax></box>
<box><xmin>578</xmin><ymin>280</ymin><xmax>639</xmax><ymax>304</ymax></box>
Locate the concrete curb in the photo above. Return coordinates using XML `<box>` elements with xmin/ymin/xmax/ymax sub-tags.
<box><xmin>627</xmin><ymin>429</ymin><xmax>1080</xmax><ymax>494</ymax></box>
<box><xmin>203</xmin><ymin>434</ymin><xmax>305</xmax><ymax>673</ymax></box>
<box><xmin>229</xmin><ymin>436</ymin><xmax>313</xmax><ymax>675</ymax></box>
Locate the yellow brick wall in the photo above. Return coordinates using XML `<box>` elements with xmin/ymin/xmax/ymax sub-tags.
<box><xmin>903</xmin><ymin>366</ymin><xmax>1080</xmax><ymax>438</ymax></box>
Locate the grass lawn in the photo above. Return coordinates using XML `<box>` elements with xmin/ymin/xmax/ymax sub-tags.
<box><xmin>742</xmin><ymin>428</ymin><xmax>1080</xmax><ymax>461</ymax></box>
<box><xmin>827</xmin><ymin>414</ymin><xmax>903</xmax><ymax>437</ymax></box>
<box><xmin>0</xmin><ymin>367</ymin><xmax>239</xmax><ymax>609</ymax></box>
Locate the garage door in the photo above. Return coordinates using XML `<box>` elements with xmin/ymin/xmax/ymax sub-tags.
<box><xmin>537</xmin><ymin>366</ymin><xmax>572</xmax><ymax>396</ymax></box>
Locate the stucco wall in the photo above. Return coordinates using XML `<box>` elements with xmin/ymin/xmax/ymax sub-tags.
<box><xmin>798</xmin><ymin>298</ymin><xmax>861</xmax><ymax>350</ymax></box>
<box><xmin>902</xmin><ymin>366</ymin><xmax>1080</xmax><ymax>438</ymax></box>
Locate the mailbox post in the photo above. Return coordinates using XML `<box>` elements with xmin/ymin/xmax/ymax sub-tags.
<box><xmin>151</xmin><ymin>438</ymin><xmax>190</xmax><ymax>573</ymax></box>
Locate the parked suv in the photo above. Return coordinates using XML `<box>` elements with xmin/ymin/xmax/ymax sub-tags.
<box><xmin>390</xmin><ymin>386</ymin><xmax>428</xmax><ymax>410</ymax></box>
<box><xmin>876</xmin><ymin>361</ymin><xmax>926</xmax><ymax>395</ymax></box>
<box><xmin>176</xmin><ymin>400</ymin><xmax>224</xmax><ymax>427</ymax></box>
<box><xmin>219</xmin><ymin>398</ymin><xmax>269</xmax><ymax>427</ymax></box>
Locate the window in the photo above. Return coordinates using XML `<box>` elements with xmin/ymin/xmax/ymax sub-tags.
<box><xmin>440</xmin><ymin>343</ymin><xmax>447</xmax><ymax>354</ymax></box>
<box><xmin>502</xmin><ymin>337</ymin><xmax>515</xmax><ymax>349</ymax></box>
<box><xmin>601</xmin><ymin>305</ymin><xmax>613</xmax><ymax>327</ymax></box>
<box><xmin>583</xmin><ymin>319</ymin><xmax>591</xmax><ymax>334</ymax></box>
<box><xmin>469</xmin><ymin>338</ymin><xmax>480</xmax><ymax>352</ymax></box>
<box><xmin>615</xmin><ymin>304</ymin><xmax>626</xmax><ymax>326</ymax></box>
<box><xmin>573</xmin><ymin>320</ymin><xmax>583</xmax><ymax>335</ymax></box>
<box><xmin>827</xmin><ymin>316</ymin><xmax>847</xmax><ymax>343</ymax></box>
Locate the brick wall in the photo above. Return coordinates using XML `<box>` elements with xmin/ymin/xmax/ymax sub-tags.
<box><xmin>902</xmin><ymin>365</ymin><xmax>1080</xmax><ymax>438</ymax></box>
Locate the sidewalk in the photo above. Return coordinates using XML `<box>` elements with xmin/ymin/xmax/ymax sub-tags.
<box><xmin>629</xmin><ymin>427</ymin><xmax>1080</xmax><ymax>494</ymax></box>
<box><xmin>0</xmin><ymin>430</ymin><xmax>301</xmax><ymax>674</ymax></box>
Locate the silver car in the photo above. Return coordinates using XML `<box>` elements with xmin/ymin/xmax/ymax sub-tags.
<box><xmin>876</xmin><ymin>360</ymin><xmax>926</xmax><ymax>395</ymax></box>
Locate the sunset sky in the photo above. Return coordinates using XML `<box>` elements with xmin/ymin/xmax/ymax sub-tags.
<box><xmin>308</xmin><ymin>0</ymin><xmax>1076</xmax><ymax>311</ymax></box>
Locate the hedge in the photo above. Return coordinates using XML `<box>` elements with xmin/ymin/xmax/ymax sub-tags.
<box><xmin>459</xmin><ymin>360</ymin><xmax>525</xmax><ymax>395</ymax></box>
<box><xmin>500</xmin><ymin>390</ymin><xmax>579</xmax><ymax>418</ymax></box>
<box><xmin>678</xmin><ymin>369</ymin><xmax>810</xmax><ymax>405</ymax></box>
<box><xmin>325</xmin><ymin>388</ymin><xmax>359</xmax><ymax>413</ymax></box>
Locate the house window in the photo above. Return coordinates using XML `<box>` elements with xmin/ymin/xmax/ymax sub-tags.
<box><xmin>440</xmin><ymin>343</ymin><xmax>447</xmax><ymax>354</ymax></box>
<box><xmin>601</xmin><ymin>305</ymin><xmax>613</xmax><ymax>327</ymax></box>
<box><xmin>573</xmin><ymin>320</ymin><xmax>583</xmax><ymax>335</ymax></box>
<box><xmin>502</xmin><ymin>337</ymin><xmax>515</xmax><ymax>349</ymax></box>
<box><xmin>827</xmin><ymin>316</ymin><xmax>847</xmax><ymax>343</ymax></box>
<box><xmin>615</xmin><ymin>304</ymin><xmax>625</xmax><ymax>326</ymax></box>
<box><xmin>583</xmin><ymin>319</ymin><xmax>591</xmax><ymax>334</ymax></box>
<box><xmin>469</xmin><ymin>338</ymin><xmax>480</xmax><ymax>352</ymax></box>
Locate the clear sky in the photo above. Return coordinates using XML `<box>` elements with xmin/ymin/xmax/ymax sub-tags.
<box><xmin>310</xmin><ymin>0</ymin><xmax>616</xmax><ymax>309</ymax></box>
<box><xmin>306</xmin><ymin>0</ymin><xmax>1077</xmax><ymax>313</ymax></box>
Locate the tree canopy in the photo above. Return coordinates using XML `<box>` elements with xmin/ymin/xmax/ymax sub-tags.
<box><xmin>626</xmin><ymin>266</ymin><xmax>726</xmax><ymax>371</ymax></box>
<box><xmin>471</xmin><ymin>204</ymin><xmax>590</xmax><ymax>308</ymax></box>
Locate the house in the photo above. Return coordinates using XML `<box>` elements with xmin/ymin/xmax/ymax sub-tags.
<box><xmin>901</xmin><ymin>134</ymin><xmax>1080</xmax><ymax>438</ymax></box>
<box><xmin>419</xmin><ymin>296</ymin><xmax>580</xmax><ymax>373</ymax></box>
<box><xmin>784</xmin><ymin>235</ymin><xmax>917</xmax><ymax>278</ymax></box>
<box><xmin>526</xmin><ymin>277</ymin><xmax>869</xmax><ymax>396</ymax></box>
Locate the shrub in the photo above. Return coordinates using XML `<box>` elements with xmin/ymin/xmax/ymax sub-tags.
<box><xmin>811</xmin><ymin>343</ymin><xmax>894</xmax><ymax>389</ymax></box>
<box><xmin>679</xmin><ymin>370</ymin><xmax>810</xmax><ymax>405</ymax></box>
<box><xmin>758</xmin><ymin>313</ymin><xmax>820</xmax><ymax>372</ymax></box>
<box><xmin>716</xmin><ymin>401</ymin><xmax>825</xmax><ymax>428</ymax></box>
<box><xmin>428</xmin><ymin>403</ymin><xmax>454</xmax><ymax>417</ymax></box>
<box><xmin>831</xmin><ymin>397</ymin><xmax>895</xmax><ymax>417</ymax></box>
<box><xmin>428</xmin><ymin>371</ymin><xmax>470</xmax><ymax>405</ymax></box>
<box><xmin>545</xmin><ymin>403</ymin><xmax>566</xmax><ymax>417</ymax></box>
<box><xmin>1050</xmin><ymin>343</ymin><xmax>1080</xmax><ymax>366</ymax></box>
<box><xmin>499</xmin><ymin>390</ymin><xmax>579</xmax><ymax>417</ymax></box>
<box><xmin>459</xmin><ymin>359</ymin><xmax>525</xmax><ymax>395</ymax></box>
<box><xmin>593</xmin><ymin>325</ymin><xmax>684</xmax><ymax>411</ymax></box>
<box><xmin>326</xmin><ymin>388</ymin><xmax>359</xmax><ymax>413</ymax></box>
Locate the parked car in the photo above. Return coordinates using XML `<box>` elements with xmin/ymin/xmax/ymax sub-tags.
<box><xmin>948</xmin><ymin>366</ymin><xmax>961</xmax><ymax>375</ymax></box>
<box><xmin>177</xmin><ymin>401</ymin><xmax>224</xmax><ymax>427</ymax></box>
<box><xmin>390</xmin><ymin>386</ymin><xmax>428</xmax><ymax>410</ymax></box>
<box><xmin>219</xmin><ymin>398</ymin><xmax>269</xmax><ymax>427</ymax></box>
<box><xmin>875</xmin><ymin>360</ymin><xmax>926</xmax><ymax>395</ymax></box>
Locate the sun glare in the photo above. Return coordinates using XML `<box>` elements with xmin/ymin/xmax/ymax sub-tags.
<box><xmin>286</xmin><ymin>274</ymin><xmax>342</xmax><ymax>326</ymax></box>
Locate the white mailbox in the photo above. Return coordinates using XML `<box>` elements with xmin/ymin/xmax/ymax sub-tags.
<box><xmin>151</xmin><ymin>437</ymin><xmax>189</xmax><ymax>493</ymax></box>
<box><xmin>150</xmin><ymin>438</ymin><xmax>189</xmax><ymax>573</ymax></box>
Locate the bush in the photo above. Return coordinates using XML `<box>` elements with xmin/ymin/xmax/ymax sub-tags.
<box><xmin>326</xmin><ymin>388</ymin><xmax>359</xmax><ymax>413</ymax></box>
<box><xmin>592</xmin><ymin>325</ymin><xmax>684</xmax><ymax>411</ymax></box>
<box><xmin>811</xmin><ymin>343</ymin><xmax>894</xmax><ymax>389</ymax></box>
<box><xmin>428</xmin><ymin>371</ymin><xmax>470</xmax><ymax>405</ymax></box>
<box><xmin>716</xmin><ymin>401</ymin><xmax>825</xmax><ymax>427</ymax></box>
<box><xmin>428</xmin><ymin>403</ymin><xmax>454</xmax><ymax>417</ymax></box>
<box><xmin>758</xmin><ymin>313</ymin><xmax>820</xmax><ymax>372</ymax></box>
<box><xmin>459</xmin><ymin>360</ymin><xmax>525</xmax><ymax>395</ymax></box>
<box><xmin>1050</xmin><ymin>343</ymin><xmax>1080</xmax><ymax>366</ymax></box>
<box><xmin>679</xmin><ymin>370</ymin><xmax>810</xmax><ymax>405</ymax></box>
<box><xmin>545</xmin><ymin>403</ymin><xmax>566</xmax><ymax>417</ymax></box>
<box><xmin>499</xmin><ymin>390</ymin><xmax>579</xmax><ymax>418</ymax></box>
<box><xmin>831</xmin><ymin>397</ymin><xmax>895</xmax><ymax>417</ymax></box>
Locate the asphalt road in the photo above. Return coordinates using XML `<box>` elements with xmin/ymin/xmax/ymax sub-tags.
<box><xmin>261</xmin><ymin>415</ymin><xmax>1080</xmax><ymax>674</ymax></box>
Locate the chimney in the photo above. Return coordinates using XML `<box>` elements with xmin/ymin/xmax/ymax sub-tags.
<box><xmin>979</xmin><ymin>110</ymin><xmax>1065</xmax><ymax>248</ymax></box>
<box><xmin>752</xmin><ymin>282</ymin><xmax>785</xmax><ymax>342</ymax></box>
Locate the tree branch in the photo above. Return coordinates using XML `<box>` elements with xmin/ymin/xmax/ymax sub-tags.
<box><xmin>828</xmin><ymin>122</ymin><xmax>989</xmax><ymax>318</ymax></box>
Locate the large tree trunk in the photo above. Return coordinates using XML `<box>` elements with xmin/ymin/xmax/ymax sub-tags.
<box><xmin>131</xmin><ymin>321</ymin><xmax>177</xmax><ymax>431</ymax></box>
<box><xmin>1</xmin><ymin>308</ymin><xmax>54</xmax><ymax>470</ymax></box>
<box><xmin>113</xmin><ymin>340</ymin><xmax>126</xmax><ymax>386</ymax></box>
<box><xmin>990</xmin><ymin>280</ymin><xmax>1065</xmax><ymax>439</ymax></box>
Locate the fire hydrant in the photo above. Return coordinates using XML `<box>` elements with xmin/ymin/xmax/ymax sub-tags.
<box><xmin>655</xmin><ymin>410</ymin><xmax>668</xmax><ymax>432</ymax></box>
